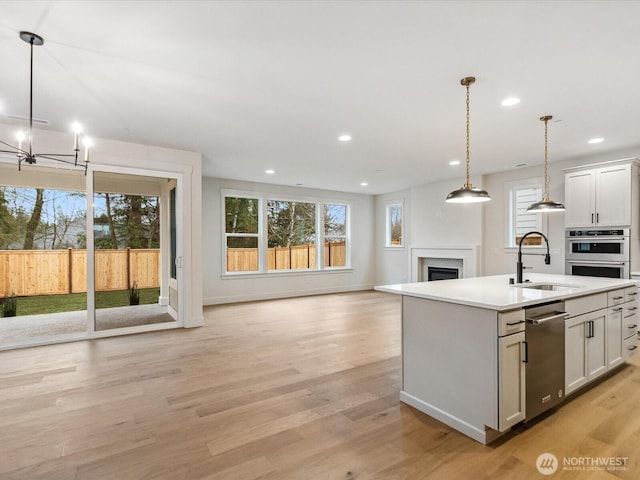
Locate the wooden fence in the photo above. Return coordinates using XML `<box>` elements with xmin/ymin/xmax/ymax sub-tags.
<box><xmin>0</xmin><ymin>248</ymin><xmax>160</xmax><ymax>297</ymax></box>
<box><xmin>227</xmin><ymin>242</ymin><xmax>346</xmax><ymax>272</ymax></box>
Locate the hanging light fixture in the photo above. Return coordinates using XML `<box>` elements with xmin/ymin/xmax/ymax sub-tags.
<box><xmin>446</xmin><ymin>76</ymin><xmax>491</xmax><ymax>203</ymax></box>
<box><xmin>526</xmin><ymin>115</ymin><xmax>565</xmax><ymax>212</ymax></box>
<box><xmin>0</xmin><ymin>31</ymin><xmax>90</xmax><ymax>173</ymax></box>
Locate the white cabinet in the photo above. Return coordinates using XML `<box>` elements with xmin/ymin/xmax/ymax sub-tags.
<box><xmin>623</xmin><ymin>286</ymin><xmax>639</xmax><ymax>360</ymax></box>
<box><xmin>566</xmin><ymin>309</ymin><xmax>607</xmax><ymax>395</ymax></box>
<box><xmin>498</xmin><ymin>331</ymin><xmax>526</xmax><ymax>431</ymax></box>
<box><xmin>607</xmin><ymin>305</ymin><xmax>624</xmax><ymax>369</ymax></box>
<box><xmin>564</xmin><ymin>163</ymin><xmax>632</xmax><ymax>228</ymax></box>
<box><xmin>566</xmin><ymin>287</ymin><xmax>637</xmax><ymax>396</ymax></box>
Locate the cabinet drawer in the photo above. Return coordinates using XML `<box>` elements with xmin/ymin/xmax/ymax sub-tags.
<box><xmin>624</xmin><ymin>303</ymin><xmax>638</xmax><ymax>318</ymax></box>
<box><xmin>625</xmin><ymin>287</ymin><xmax>638</xmax><ymax>303</ymax></box>
<box><xmin>624</xmin><ymin>313</ymin><xmax>638</xmax><ymax>338</ymax></box>
<box><xmin>624</xmin><ymin>335</ymin><xmax>638</xmax><ymax>359</ymax></box>
<box><xmin>608</xmin><ymin>289</ymin><xmax>626</xmax><ymax>306</ymax></box>
<box><xmin>565</xmin><ymin>293</ymin><xmax>607</xmax><ymax>317</ymax></box>
<box><xmin>498</xmin><ymin>309</ymin><xmax>525</xmax><ymax>336</ymax></box>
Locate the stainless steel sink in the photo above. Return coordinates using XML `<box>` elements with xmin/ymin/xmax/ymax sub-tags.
<box><xmin>515</xmin><ymin>283</ymin><xmax>583</xmax><ymax>291</ymax></box>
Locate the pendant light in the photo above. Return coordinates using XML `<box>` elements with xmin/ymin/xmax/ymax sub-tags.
<box><xmin>446</xmin><ymin>76</ymin><xmax>491</xmax><ymax>203</ymax></box>
<box><xmin>526</xmin><ymin>115</ymin><xmax>565</xmax><ymax>212</ymax></box>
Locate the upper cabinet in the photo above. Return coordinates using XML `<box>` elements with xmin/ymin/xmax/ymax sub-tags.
<box><xmin>564</xmin><ymin>160</ymin><xmax>638</xmax><ymax>228</ymax></box>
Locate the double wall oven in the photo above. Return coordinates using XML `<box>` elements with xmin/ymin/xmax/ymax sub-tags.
<box><xmin>565</xmin><ymin>228</ymin><xmax>629</xmax><ymax>279</ymax></box>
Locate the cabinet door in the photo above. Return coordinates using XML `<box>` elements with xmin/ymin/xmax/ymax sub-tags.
<box><xmin>595</xmin><ymin>164</ymin><xmax>631</xmax><ymax>227</ymax></box>
<box><xmin>498</xmin><ymin>331</ymin><xmax>526</xmax><ymax>431</ymax></box>
<box><xmin>587</xmin><ymin>312</ymin><xmax>607</xmax><ymax>380</ymax></box>
<box><xmin>565</xmin><ymin>316</ymin><xmax>588</xmax><ymax>395</ymax></box>
<box><xmin>564</xmin><ymin>170</ymin><xmax>596</xmax><ymax>228</ymax></box>
<box><xmin>607</xmin><ymin>306</ymin><xmax>624</xmax><ymax>369</ymax></box>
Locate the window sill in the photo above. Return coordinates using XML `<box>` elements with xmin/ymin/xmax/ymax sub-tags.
<box><xmin>222</xmin><ymin>268</ymin><xmax>354</xmax><ymax>279</ymax></box>
<box><xmin>384</xmin><ymin>245</ymin><xmax>405</xmax><ymax>251</ymax></box>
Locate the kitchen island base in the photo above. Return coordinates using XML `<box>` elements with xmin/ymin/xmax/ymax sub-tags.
<box><xmin>377</xmin><ymin>274</ymin><xmax>639</xmax><ymax>444</ymax></box>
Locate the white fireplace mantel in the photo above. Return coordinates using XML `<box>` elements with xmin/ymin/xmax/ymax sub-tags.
<box><xmin>410</xmin><ymin>245</ymin><xmax>480</xmax><ymax>282</ymax></box>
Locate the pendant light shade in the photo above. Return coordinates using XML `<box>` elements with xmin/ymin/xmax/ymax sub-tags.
<box><xmin>527</xmin><ymin>115</ymin><xmax>565</xmax><ymax>212</ymax></box>
<box><xmin>446</xmin><ymin>77</ymin><xmax>491</xmax><ymax>204</ymax></box>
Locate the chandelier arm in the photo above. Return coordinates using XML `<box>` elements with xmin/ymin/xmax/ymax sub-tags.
<box><xmin>0</xmin><ymin>140</ymin><xmax>23</xmax><ymax>151</ymax></box>
<box><xmin>36</xmin><ymin>153</ymin><xmax>79</xmax><ymax>158</ymax></box>
<box><xmin>36</xmin><ymin>154</ymin><xmax>79</xmax><ymax>165</ymax></box>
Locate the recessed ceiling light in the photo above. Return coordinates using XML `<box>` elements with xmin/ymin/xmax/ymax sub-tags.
<box><xmin>449</xmin><ymin>159</ymin><xmax>461</xmax><ymax>166</ymax></box>
<box><xmin>360</xmin><ymin>182</ymin><xmax>368</xmax><ymax>187</ymax></box>
<box><xmin>588</xmin><ymin>137</ymin><xmax>604</xmax><ymax>144</ymax></box>
<box><xmin>501</xmin><ymin>97</ymin><xmax>520</xmax><ymax>107</ymax></box>
<box><xmin>265</xmin><ymin>169</ymin><xmax>275</xmax><ymax>174</ymax></box>
<box><xmin>338</xmin><ymin>134</ymin><xmax>352</xmax><ymax>142</ymax></box>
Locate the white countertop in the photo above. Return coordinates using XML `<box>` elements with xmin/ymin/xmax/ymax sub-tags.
<box><xmin>375</xmin><ymin>273</ymin><xmax>638</xmax><ymax>311</ymax></box>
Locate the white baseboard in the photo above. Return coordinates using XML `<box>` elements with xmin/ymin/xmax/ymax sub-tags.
<box><xmin>203</xmin><ymin>284</ymin><xmax>374</xmax><ymax>305</ymax></box>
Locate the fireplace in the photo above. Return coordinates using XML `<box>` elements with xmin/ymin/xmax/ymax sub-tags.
<box><xmin>427</xmin><ymin>266</ymin><xmax>459</xmax><ymax>281</ymax></box>
<box><xmin>410</xmin><ymin>246</ymin><xmax>479</xmax><ymax>282</ymax></box>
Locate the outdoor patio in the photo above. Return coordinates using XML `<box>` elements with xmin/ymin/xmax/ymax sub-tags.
<box><xmin>0</xmin><ymin>304</ymin><xmax>174</xmax><ymax>342</ymax></box>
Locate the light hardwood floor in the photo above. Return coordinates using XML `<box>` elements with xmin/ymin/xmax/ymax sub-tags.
<box><xmin>1</xmin><ymin>290</ymin><xmax>639</xmax><ymax>479</ymax></box>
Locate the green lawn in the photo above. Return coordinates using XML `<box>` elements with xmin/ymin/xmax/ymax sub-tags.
<box><xmin>5</xmin><ymin>288</ymin><xmax>160</xmax><ymax>316</ymax></box>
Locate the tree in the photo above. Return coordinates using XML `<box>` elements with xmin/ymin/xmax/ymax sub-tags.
<box><xmin>267</xmin><ymin>201</ymin><xmax>315</xmax><ymax>247</ymax></box>
<box><xmin>23</xmin><ymin>188</ymin><xmax>44</xmax><ymax>249</ymax></box>
<box><xmin>93</xmin><ymin>193</ymin><xmax>160</xmax><ymax>249</ymax></box>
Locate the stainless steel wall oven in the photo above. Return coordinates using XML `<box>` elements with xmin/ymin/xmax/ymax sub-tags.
<box><xmin>565</xmin><ymin>229</ymin><xmax>630</xmax><ymax>278</ymax></box>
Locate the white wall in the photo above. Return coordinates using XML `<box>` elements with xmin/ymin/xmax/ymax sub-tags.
<box><xmin>375</xmin><ymin>190</ymin><xmax>411</xmax><ymax>285</ymax></box>
<box><xmin>375</xmin><ymin>177</ymin><xmax>485</xmax><ymax>285</ymax></box>
<box><xmin>375</xmin><ymin>149</ymin><xmax>640</xmax><ymax>287</ymax></box>
<box><xmin>202</xmin><ymin>177</ymin><xmax>375</xmax><ymax>304</ymax></box>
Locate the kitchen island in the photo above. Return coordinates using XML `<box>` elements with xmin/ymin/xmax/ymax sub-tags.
<box><xmin>375</xmin><ymin>273</ymin><xmax>638</xmax><ymax>444</ymax></box>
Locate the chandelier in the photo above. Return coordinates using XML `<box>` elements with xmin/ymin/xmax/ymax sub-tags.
<box><xmin>0</xmin><ymin>31</ymin><xmax>91</xmax><ymax>173</ymax></box>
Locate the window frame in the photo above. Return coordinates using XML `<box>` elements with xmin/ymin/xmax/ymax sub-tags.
<box><xmin>504</xmin><ymin>178</ymin><xmax>547</xmax><ymax>250</ymax></box>
<box><xmin>222</xmin><ymin>189</ymin><xmax>351</xmax><ymax>276</ymax></box>
<box><xmin>384</xmin><ymin>200</ymin><xmax>404</xmax><ymax>249</ymax></box>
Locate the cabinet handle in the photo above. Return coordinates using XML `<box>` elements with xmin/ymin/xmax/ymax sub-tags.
<box><xmin>628</xmin><ymin>345</ymin><xmax>638</xmax><ymax>351</ymax></box>
<box><xmin>628</xmin><ymin>292</ymin><xmax>638</xmax><ymax>296</ymax></box>
<box><xmin>586</xmin><ymin>320</ymin><xmax>594</xmax><ymax>339</ymax></box>
<box><xmin>613</xmin><ymin>307</ymin><xmax>624</xmax><ymax>311</ymax></box>
<box><xmin>506</xmin><ymin>320</ymin><xmax>525</xmax><ymax>326</ymax></box>
<box><xmin>628</xmin><ymin>325</ymin><xmax>637</xmax><ymax>329</ymax></box>
<box><xmin>613</xmin><ymin>296</ymin><xmax>624</xmax><ymax>300</ymax></box>
<box><xmin>596</xmin><ymin>213</ymin><xmax>599</xmax><ymax>223</ymax></box>
<box><xmin>591</xmin><ymin>213</ymin><xmax>594</xmax><ymax>223</ymax></box>
<box><xmin>628</xmin><ymin>307</ymin><xmax>638</xmax><ymax>311</ymax></box>
<box><xmin>522</xmin><ymin>341</ymin><xmax>528</xmax><ymax>363</ymax></box>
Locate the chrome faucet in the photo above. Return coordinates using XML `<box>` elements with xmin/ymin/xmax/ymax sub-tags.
<box><xmin>517</xmin><ymin>231</ymin><xmax>551</xmax><ymax>284</ymax></box>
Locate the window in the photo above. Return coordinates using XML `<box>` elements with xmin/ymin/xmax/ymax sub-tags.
<box><xmin>324</xmin><ymin>204</ymin><xmax>347</xmax><ymax>267</ymax></box>
<box><xmin>385</xmin><ymin>202</ymin><xmax>403</xmax><ymax>247</ymax></box>
<box><xmin>225</xmin><ymin>196</ymin><xmax>259</xmax><ymax>272</ymax></box>
<box><xmin>223</xmin><ymin>191</ymin><xmax>350</xmax><ymax>274</ymax></box>
<box><xmin>506</xmin><ymin>180</ymin><xmax>544</xmax><ymax>248</ymax></box>
<box><xmin>267</xmin><ymin>200</ymin><xmax>316</xmax><ymax>270</ymax></box>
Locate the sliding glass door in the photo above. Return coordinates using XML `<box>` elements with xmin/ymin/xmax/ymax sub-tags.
<box><xmin>90</xmin><ymin>169</ymin><xmax>181</xmax><ymax>332</ymax></box>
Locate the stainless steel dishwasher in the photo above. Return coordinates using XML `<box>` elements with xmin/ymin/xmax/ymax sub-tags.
<box><xmin>524</xmin><ymin>301</ymin><xmax>569</xmax><ymax>421</ymax></box>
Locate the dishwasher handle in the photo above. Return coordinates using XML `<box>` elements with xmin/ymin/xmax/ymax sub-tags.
<box><xmin>526</xmin><ymin>311</ymin><xmax>570</xmax><ymax>325</ymax></box>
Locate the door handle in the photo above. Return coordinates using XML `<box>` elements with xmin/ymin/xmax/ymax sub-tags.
<box><xmin>522</xmin><ymin>341</ymin><xmax>528</xmax><ymax>363</ymax></box>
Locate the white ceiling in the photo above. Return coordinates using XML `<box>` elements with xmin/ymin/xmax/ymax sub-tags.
<box><xmin>1</xmin><ymin>1</ymin><xmax>639</xmax><ymax>195</ymax></box>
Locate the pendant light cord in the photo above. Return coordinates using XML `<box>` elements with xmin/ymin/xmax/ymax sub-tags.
<box><xmin>543</xmin><ymin>116</ymin><xmax>549</xmax><ymax>201</ymax></box>
<box><xmin>465</xmin><ymin>82</ymin><xmax>471</xmax><ymax>188</ymax></box>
